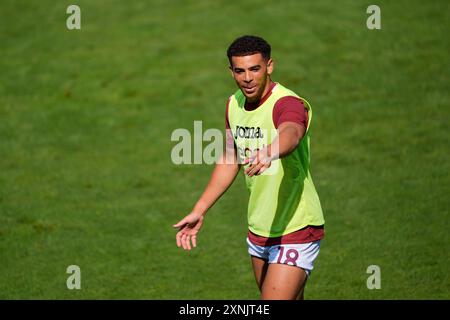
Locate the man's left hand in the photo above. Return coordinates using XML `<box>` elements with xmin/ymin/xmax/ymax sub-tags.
<box><xmin>243</xmin><ymin>147</ymin><xmax>273</xmax><ymax>177</ymax></box>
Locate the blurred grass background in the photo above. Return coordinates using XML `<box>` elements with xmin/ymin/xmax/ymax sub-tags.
<box><xmin>0</xmin><ymin>0</ymin><xmax>448</xmax><ymax>299</ymax></box>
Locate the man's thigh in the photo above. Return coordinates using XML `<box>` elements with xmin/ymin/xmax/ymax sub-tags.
<box><xmin>260</xmin><ymin>263</ymin><xmax>307</xmax><ymax>300</ymax></box>
<box><xmin>251</xmin><ymin>256</ymin><xmax>269</xmax><ymax>291</ymax></box>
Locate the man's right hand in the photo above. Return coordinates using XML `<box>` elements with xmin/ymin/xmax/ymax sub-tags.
<box><xmin>173</xmin><ymin>212</ymin><xmax>204</xmax><ymax>250</ymax></box>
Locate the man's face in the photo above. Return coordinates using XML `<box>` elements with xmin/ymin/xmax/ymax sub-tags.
<box><xmin>230</xmin><ymin>53</ymin><xmax>273</xmax><ymax>103</ymax></box>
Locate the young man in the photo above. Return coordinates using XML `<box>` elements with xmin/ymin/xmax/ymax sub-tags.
<box><xmin>173</xmin><ymin>35</ymin><xmax>325</xmax><ymax>300</ymax></box>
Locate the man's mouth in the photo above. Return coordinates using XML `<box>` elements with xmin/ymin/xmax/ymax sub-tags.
<box><xmin>242</xmin><ymin>86</ymin><xmax>257</xmax><ymax>94</ymax></box>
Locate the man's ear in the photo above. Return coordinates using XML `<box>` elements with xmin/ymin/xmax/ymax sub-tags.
<box><xmin>267</xmin><ymin>58</ymin><xmax>274</xmax><ymax>76</ymax></box>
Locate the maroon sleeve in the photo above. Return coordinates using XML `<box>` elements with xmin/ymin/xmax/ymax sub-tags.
<box><xmin>272</xmin><ymin>96</ymin><xmax>308</xmax><ymax>129</ymax></box>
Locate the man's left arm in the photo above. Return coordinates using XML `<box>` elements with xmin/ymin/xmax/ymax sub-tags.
<box><xmin>243</xmin><ymin>96</ymin><xmax>308</xmax><ymax>176</ymax></box>
<box><xmin>244</xmin><ymin>122</ymin><xmax>305</xmax><ymax>176</ymax></box>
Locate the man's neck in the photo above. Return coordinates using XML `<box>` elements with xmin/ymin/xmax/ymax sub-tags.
<box><xmin>245</xmin><ymin>80</ymin><xmax>275</xmax><ymax>110</ymax></box>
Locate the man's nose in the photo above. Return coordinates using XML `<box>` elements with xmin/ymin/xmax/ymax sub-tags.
<box><xmin>244</xmin><ymin>71</ymin><xmax>253</xmax><ymax>83</ymax></box>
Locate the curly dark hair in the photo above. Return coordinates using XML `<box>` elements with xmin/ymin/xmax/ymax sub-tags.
<box><xmin>227</xmin><ymin>35</ymin><xmax>271</xmax><ymax>64</ymax></box>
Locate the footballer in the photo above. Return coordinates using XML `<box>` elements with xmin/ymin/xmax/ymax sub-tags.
<box><xmin>174</xmin><ymin>35</ymin><xmax>325</xmax><ymax>300</ymax></box>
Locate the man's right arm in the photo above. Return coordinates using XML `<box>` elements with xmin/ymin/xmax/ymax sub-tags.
<box><xmin>192</xmin><ymin>103</ymin><xmax>240</xmax><ymax>216</ymax></box>
<box><xmin>190</xmin><ymin>151</ymin><xmax>241</xmax><ymax>217</ymax></box>
<box><xmin>173</xmin><ymin>127</ymin><xmax>240</xmax><ymax>250</ymax></box>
